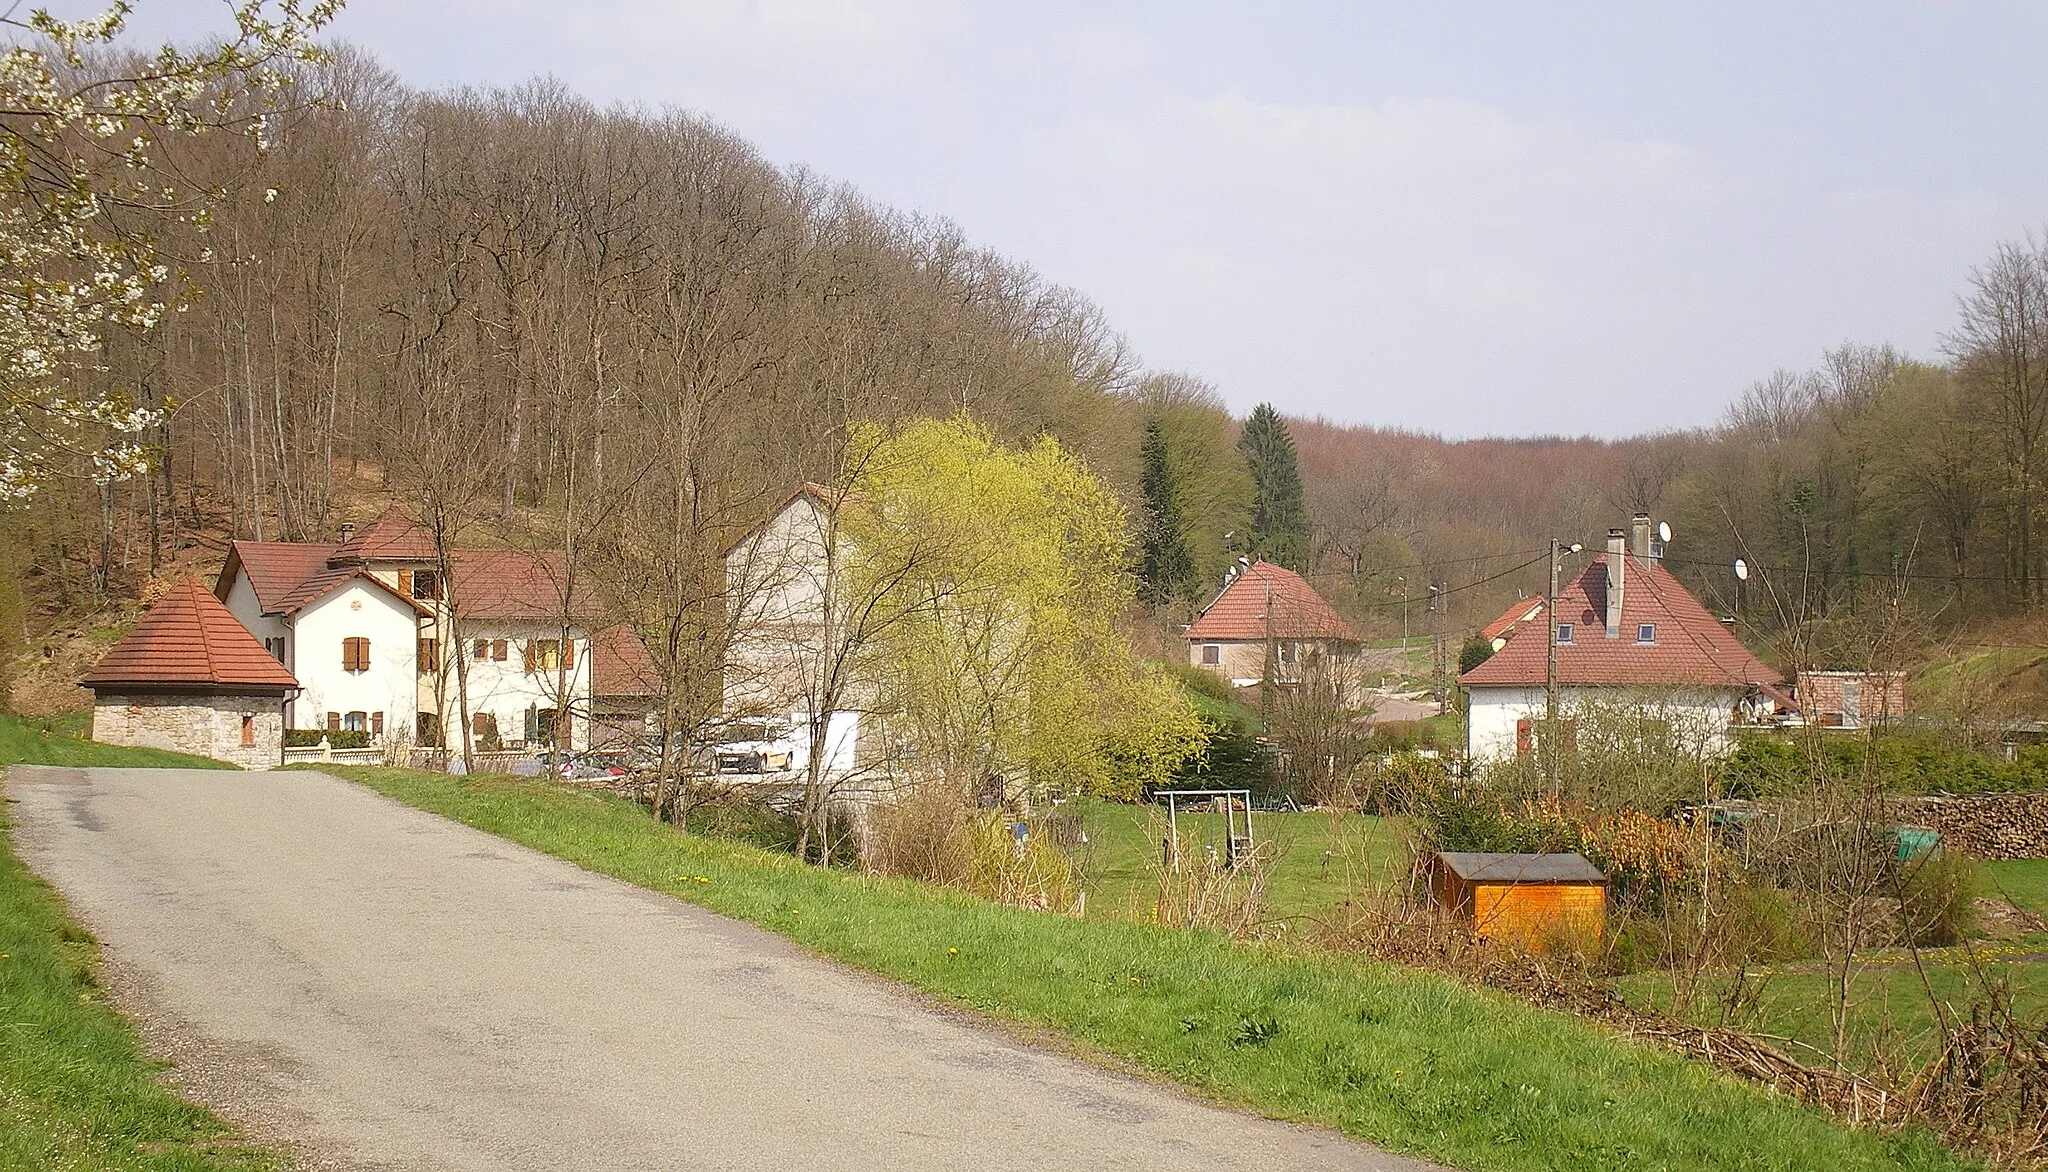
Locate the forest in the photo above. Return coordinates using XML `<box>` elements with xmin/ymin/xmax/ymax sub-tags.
<box><xmin>6</xmin><ymin>42</ymin><xmax>2048</xmax><ymax>699</ymax></box>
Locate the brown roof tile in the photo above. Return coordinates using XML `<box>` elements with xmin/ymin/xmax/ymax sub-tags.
<box><xmin>84</xmin><ymin>580</ymin><xmax>299</xmax><ymax>691</ymax></box>
<box><xmin>1186</xmin><ymin>562</ymin><xmax>1359</xmax><ymax>643</ymax></box>
<box><xmin>1459</xmin><ymin>555</ymin><xmax>1780</xmax><ymax>689</ymax></box>
<box><xmin>217</xmin><ymin>540</ymin><xmax>340</xmax><ymax>614</ymax></box>
<box><xmin>451</xmin><ymin>549</ymin><xmax>602</xmax><ymax>621</ymax></box>
<box><xmin>592</xmin><ymin>624</ymin><xmax>663</xmax><ymax>697</ymax></box>
<box><xmin>331</xmin><ymin>505</ymin><xmax>438</xmax><ymax>563</ymax></box>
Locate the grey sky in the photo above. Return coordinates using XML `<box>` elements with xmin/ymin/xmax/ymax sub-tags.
<box><xmin>127</xmin><ymin>1</ymin><xmax>2048</xmax><ymax>437</ymax></box>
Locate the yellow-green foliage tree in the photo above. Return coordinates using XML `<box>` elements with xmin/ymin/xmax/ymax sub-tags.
<box><xmin>843</xmin><ymin>415</ymin><xmax>1205</xmax><ymax>800</ymax></box>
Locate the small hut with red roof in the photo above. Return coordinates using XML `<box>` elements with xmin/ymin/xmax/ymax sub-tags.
<box><xmin>83</xmin><ymin>580</ymin><xmax>299</xmax><ymax>768</ymax></box>
<box><xmin>1186</xmin><ymin>560</ymin><xmax>1360</xmax><ymax>688</ymax></box>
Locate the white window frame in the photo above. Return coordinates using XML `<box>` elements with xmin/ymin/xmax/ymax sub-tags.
<box><xmin>1555</xmin><ymin>622</ymin><xmax>1573</xmax><ymax>644</ymax></box>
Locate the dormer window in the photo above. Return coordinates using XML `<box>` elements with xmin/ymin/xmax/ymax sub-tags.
<box><xmin>1637</xmin><ymin>623</ymin><xmax>1657</xmax><ymax>644</ymax></box>
<box><xmin>1555</xmin><ymin>622</ymin><xmax>1573</xmax><ymax>644</ymax></box>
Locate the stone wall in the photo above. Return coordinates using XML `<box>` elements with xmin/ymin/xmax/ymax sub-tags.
<box><xmin>91</xmin><ymin>692</ymin><xmax>285</xmax><ymax>770</ymax></box>
<box><xmin>1889</xmin><ymin>792</ymin><xmax>2048</xmax><ymax>859</ymax></box>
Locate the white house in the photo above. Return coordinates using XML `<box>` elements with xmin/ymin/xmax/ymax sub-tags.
<box><xmin>1459</xmin><ymin>515</ymin><xmax>1785</xmax><ymax>765</ymax></box>
<box><xmin>721</xmin><ymin>484</ymin><xmax>869</xmax><ymax>784</ymax></box>
<box><xmin>214</xmin><ymin>506</ymin><xmax>636</xmax><ymax>754</ymax></box>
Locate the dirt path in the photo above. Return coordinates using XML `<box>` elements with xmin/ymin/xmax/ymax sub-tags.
<box><xmin>6</xmin><ymin>765</ymin><xmax>1440</xmax><ymax>1172</ymax></box>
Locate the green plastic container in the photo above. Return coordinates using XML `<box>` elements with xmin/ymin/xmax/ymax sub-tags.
<box><xmin>1891</xmin><ymin>826</ymin><xmax>1940</xmax><ymax>860</ymax></box>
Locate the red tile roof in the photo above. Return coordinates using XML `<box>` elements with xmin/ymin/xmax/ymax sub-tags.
<box><xmin>1481</xmin><ymin>597</ymin><xmax>1545</xmax><ymax>644</ymax></box>
<box><xmin>84</xmin><ymin>580</ymin><xmax>299</xmax><ymax>691</ymax></box>
<box><xmin>592</xmin><ymin>624</ymin><xmax>663</xmax><ymax>697</ymax></box>
<box><xmin>451</xmin><ymin>549</ymin><xmax>603</xmax><ymax>621</ymax></box>
<box><xmin>331</xmin><ymin>505</ymin><xmax>439</xmax><ymax>563</ymax></box>
<box><xmin>1460</xmin><ymin>555</ymin><xmax>1781</xmax><ymax>689</ymax></box>
<box><xmin>216</xmin><ymin>541</ymin><xmax>340</xmax><ymax>613</ymax></box>
<box><xmin>271</xmin><ymin>566</ymin><xmax>425</xmax><ymax>617</ymax></box>
<box><xmin>1186</xmin><ymin>562</ymin><xmax>1359</xmax><ymax>643</ymax></box>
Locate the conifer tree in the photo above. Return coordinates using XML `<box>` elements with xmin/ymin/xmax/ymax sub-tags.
<box><xmin>1238</xmin><ymin>403</ymin><xmax>1310</xmax><ymax>570</ymax></box>
<box><xmin>1138</xmin><ymin>418</ymin><xmax>1197</xmax><ymax>605</ymax></box>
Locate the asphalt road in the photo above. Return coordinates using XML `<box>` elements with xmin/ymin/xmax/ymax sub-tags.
<box><xmin>6</xmin><ymin>766</ymin><xmax>1441</xmax><ymax>1171</ymax></box>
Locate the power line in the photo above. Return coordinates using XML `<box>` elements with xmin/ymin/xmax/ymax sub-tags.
<box><xmin>1661</xmin><ymin>554</ymin><xmax>2017</xmax><ymax>586</ymax></box>
<box><xmin>1349</xmin><ymin>552</ymin><xmax>1552</xmax><ymax>612</ymax></box>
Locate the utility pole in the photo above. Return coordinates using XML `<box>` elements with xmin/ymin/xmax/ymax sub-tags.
<box><xmin>1545</xmin><ymin>538</ymin><xmax>1561</xmax><ymax>796</ymax></box>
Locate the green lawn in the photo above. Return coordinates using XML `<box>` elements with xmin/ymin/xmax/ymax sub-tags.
<box><xmin>0</xmin><ymin>711</ymin><xmax>229</xmax><ymax>769</ymax></box>
<box><xmin>1078</xmin><ymin>802</ymin><xmax>1413</xmax><ymax>923</ymax></box>
<box><xmin>1617</xmin><ymin>949</ymin><xmax>2048</xmax><ymax>1074</ymax></box>
<box><xmin>1982</xmin><ymin>859</ymin><xmax>2048</xmax><ymax>917</ymax></box>
<box><xmin>316</xmin><ymin>763</ymin><xmax>1969</xmax><ymax>1172</ymax></box>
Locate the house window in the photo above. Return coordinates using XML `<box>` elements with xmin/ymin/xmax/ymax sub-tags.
<box><xmin>473</xmin><ymin>638</ymin><xmax>489</xmax><ymax>660</ymax></box>
<box><xmin>342</xmin><ymin>636</ymin><xmax>370</xmax><ymax>673</ymax></box>
<box><xmin>492</xmin><ymin>639</ymin><xmax>509</xmax><ymax>662</ymax></box>
<box><xmin>1637</xmin><ymin>623</ymin><xmax>1657</xmax><ymax>644</ymax></box>
<box><xmin>1201</xmin><ymin>644</ymin><xmax>1221</xmax><ymax>667</ymax></box>
<box><xmin>1277</xmin><ymin>642</ymin><xmax>1297</xmax><ymax>665</ymax></box>
<box><xmin>1555</xmin><ymin>623</ymin><xmax>1573</xmax><ymax>644</ymax></box>
<box><xmin>343</xmin><ymin>711</ymin><xmax>368</xmax><ymax>733</ymax></box>
<box><xmin>418</xmin><ymin>638</ymin><xmax>439</xmax><ymax>670</ymax></box>
<box><xmin>263</xmin><ymin>636</ymin><xmax>285</xmax><ymax>662</ymax></box>
<box><xmin>418</xmin><ymin>712</ymin><xmax>441</xmax><ymax>747</ymax></box>
<box><xmin>240</xmin><ymin>715</ymin><xmax>255</xmax><ymax>746</ymax></box>
<box><xmin>412</xmin><ymin>570</ymin><xmax>440</xmax><ymax>600</ymax></box>
<box><xmin>525</xmin><ymin>639</ymin><xmax>573</xmax><ymax>673</ymax></box>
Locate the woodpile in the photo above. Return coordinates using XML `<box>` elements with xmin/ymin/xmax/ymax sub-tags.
<box><xmin>1889</xmin><ymin>793</ymin><xmax>2048</xmax><ymax>859</ymax></box>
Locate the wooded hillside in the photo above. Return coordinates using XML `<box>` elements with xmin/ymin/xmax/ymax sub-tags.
<box><xmin>8</xmin><ymin>41</ymin><xmax>2048</xmax><ymax>707</ymax></box>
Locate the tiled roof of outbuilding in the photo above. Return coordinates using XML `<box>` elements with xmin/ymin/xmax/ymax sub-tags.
<box><xmin>1186</xmin><ymin>562</ymin><xmax>1358</xmax><ymax>643</ymax></box>
<box><xmin>84</xmin><ymin>580</ymin><xmax>299</xmax><ymax>691</ymax></box>
<box><xmin>1481</xmin><ymin>597</ymin><xmax>1545</xmax><ymax>644</ymax></box>
<box><xmin>1459</xmin><ymin>555</ymin><xmax>1780</xmax><ymax>689</ymax></box>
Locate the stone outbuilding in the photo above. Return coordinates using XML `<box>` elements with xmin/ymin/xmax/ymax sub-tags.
<box><xmin>83</xmin><ymin>579</ymin><xmax>300</xmax><ymax>769</ymax></box>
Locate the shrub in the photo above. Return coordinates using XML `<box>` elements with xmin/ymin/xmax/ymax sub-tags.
<box><xmin>283</xmin><ymin>729</ymin><xmax>369</xmax><ymax>749</ymax></box>
<box><xmin>1894</xmin><ymin>850</ymin><xmax>1978</xmax><ymax>947</ymax></box>
<box><xmin>867</xmin><ymin>786</ymin><xmax>1079</xmax><ymax>912</ymax></box>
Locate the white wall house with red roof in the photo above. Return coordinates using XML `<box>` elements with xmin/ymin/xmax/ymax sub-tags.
<box><xmin>1186</xmin><ymin>560</ymin><xmax>1361</xmax><ymax>688</ymax></box>
<box><xmin>212</xmin><ymin>505</ymin><xmax>633</xmax><ymax>754</ymax></box>
<box><xmin>1459</xmin><ymin>516</ymin><xmax>1785</xmax><ymax>765</ymax></box>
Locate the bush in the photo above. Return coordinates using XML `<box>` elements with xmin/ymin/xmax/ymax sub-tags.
<box><xmin>867</xmin><ymin>786</ymin><xmax>1079</xmax><ymax>912</ymax></box>
<box><xmin>1458</xmin><ymin>634</ymin><xmax>1495</xmax><ymax>674</ymax></box>
<box><xmin>681</xmin><ymin>794</ymin><xmax>799</xmax><ymax>853</ymax></box>
<box><xmin>1895</xmin><ymin>850</ymin><xmax>1978</xmax><ymax>947</ymax></box>
<box><xmin>283</xmin><ymin>729</ymin><xmax>368</xmax><ymax>749</ymax></box>
<box><xmin>1719</xmin><ymin>731</ymin><xmax>2048</xmax><ymax>797</ymax></box>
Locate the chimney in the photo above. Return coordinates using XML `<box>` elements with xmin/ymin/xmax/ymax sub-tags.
<box><xmin>1631</xmin><ymin>512</ymin><xmax>1652</xmax><ymax>558</ymax></box>
<box><xmin>1605</xmin><ymin>527</ymin><xmax>1626</xmax><ymax>639</ymax></box>
<box><xmin>339</xmin><ymin>522</ymin><xmax>356</xmax><ymax>544</ymax></box>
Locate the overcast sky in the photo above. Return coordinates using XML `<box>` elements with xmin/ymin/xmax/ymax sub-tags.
<box><xmin>125</xmin><ymin>1</ymin><xmax>2048</xmax><ymax>437</ymax></box>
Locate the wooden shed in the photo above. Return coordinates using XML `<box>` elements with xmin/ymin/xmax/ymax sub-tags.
<box><xmin>1427</xmin><ymin>851</ymin><xmax>1607</xmax><ymax>950</ymax></box>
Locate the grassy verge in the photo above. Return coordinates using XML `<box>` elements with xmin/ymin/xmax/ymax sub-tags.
<box><xmin>1</xmin><ymin>711</ymin><xmax>229</xmax><ymax>769</ymax></box>
<box><xmin>0</xmin><ymin>809</ymin><xmax>279</xmax><ymax>1170</ymax></box>
<box><xmin>318</xmin><ymin>764</ymin><xmax>1969</xmax><ymax>1172</ymax></box>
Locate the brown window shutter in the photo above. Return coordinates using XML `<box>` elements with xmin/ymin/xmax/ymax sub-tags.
<box><xmin>1515</xmin><ymin>718</ymin><xmax>1532</xmax><ymax>757</ymax></box>
<box><xmin>327</xmin><ymin>711</ymin><xmax>340</xmax><ymax>732</ymax></box>
<box><xmin>562</xmin><ymin>639</ymin><xmax>574</xmax><ymax>670</ymax></box>
<box><xmin>371</xmin><ymin>711</ymin><xmax>384</xmax><ymax>735</ymax></box>
<box><xmin>494</xmin><ymin>639</ymin><xmax>508</xmax><ymax>661</ymax></box>
<box><xmin>522</xmin><ymin>640</ymin><xmax>535</xmax><ymax>673</ymax></box>
<box><xmin>398</xmin><ymin>570</ymin><xmax>413</xmax><ymax>596</ymax></box>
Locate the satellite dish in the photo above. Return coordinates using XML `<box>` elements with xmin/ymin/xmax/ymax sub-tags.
<box><xmin>1658</xmin><ymin>521</ymin><xmax>1673</xmax><ymax>544</ymax></box>
<box><xmin>1733</xmin><ymin>558</ymin><xmax>1750</xmax><ymax>581</ymax></box>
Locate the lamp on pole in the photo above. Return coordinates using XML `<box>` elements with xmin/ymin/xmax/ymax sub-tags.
<box><xmin>1544</xmin><ymin>539</ymin><xmax>1583</xmax><ymax>796</ymax></box>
